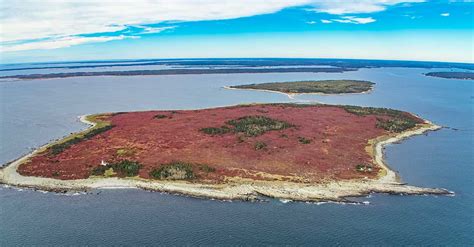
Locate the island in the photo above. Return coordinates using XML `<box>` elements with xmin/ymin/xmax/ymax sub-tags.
<box><xmin>425</xmin><ymin>72</ymin><xmax>474</xmax><ymax>80</ymax></box>
<box><xmin>0</xmin><ymin>104</ymin><xmax>451</xmax><ymax>202</ymax></box>
<box><xmin>228</xmin><ymin>80</ymin><xmax>374</xmax><ymax>95</ymax></box>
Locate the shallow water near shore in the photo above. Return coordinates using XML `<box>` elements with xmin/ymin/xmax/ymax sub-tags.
<box><xmin>0</xmin><ymin>67</ymin><xmax>472</xmax><ymax>245</ymax></box>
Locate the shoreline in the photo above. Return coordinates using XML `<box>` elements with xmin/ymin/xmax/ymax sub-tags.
<box><xmin>0</xmin><ymin>108</ymin><xmax>453</xmax><ymax>202</ymax></box>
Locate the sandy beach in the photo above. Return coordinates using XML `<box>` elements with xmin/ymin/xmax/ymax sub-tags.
<box><xmin>0</xmin><ymin>112</ymin><xmax>452</xmax><ymax>202</ymax></box>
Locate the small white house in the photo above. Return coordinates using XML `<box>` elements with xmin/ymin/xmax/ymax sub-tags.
<box><xmin>101</xmin><ymin>160</ymin><xmax>108</xmax><ymax>166</ymax></box>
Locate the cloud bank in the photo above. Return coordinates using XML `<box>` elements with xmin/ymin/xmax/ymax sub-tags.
<box><xmin>0</xmin><ymin>0</ymin><xmax>424</xmax><ymax>52</ymax></box>
<box><xmin>309</xmin><ymin>0</ymin><xmax>425</xmax><ymax>15</ymax></box>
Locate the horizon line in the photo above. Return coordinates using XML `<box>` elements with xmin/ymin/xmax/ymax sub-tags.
<box><xmin>2</xmin><ymin>57</ymin><xmax>473</xmax><ymax>66</ymax></box>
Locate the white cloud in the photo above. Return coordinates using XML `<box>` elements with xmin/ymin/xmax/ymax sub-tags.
<box><xmin>0</xmin><ymin>0</ymin><xmax>309</xmax><ymax>43</ymax></box>
<box><xmin>132</xmin><ymin>25</ymin><xmax>177</xmax><ymax>34</ymax></box>
<box><xmin>0</xmin><ymin>0</ymin><xmax>422</xmax><ymax>52</ymax></box>
<box><xmin>325</xmin><ymin>16</ymin><xmax>376</xmax><ymax>24</ymax></box>
<box><xmin>440</xmin><ymin>13</ymin><xmax>450</xmax><ymax>17</ymax></box>
<box><xmin>306</xmin><ymin>21</ymin><xmax>317</xmax><ymax>24</ymax></box>
<box><xmin>308</xmin><ymin>0</ymin><xmax>425</xmax><ymax>15</ymax></box>
<box><xmin>1</xmin><ymin>35</ymin><xmax>135</xmax><ymax>52</ymax></box>
<box><xmin>403</xmin><ymin>14</ymin><xmax>420</xmax><ymax>19</ymax></box>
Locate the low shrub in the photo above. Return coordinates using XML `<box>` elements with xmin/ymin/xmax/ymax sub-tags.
<box><xmin>298</xmin><ymin>137</ymin><xmax>312</xmax><ymax>144</ymax></box>
<box><xmin>199</xmin><ymin>164</ymin><xmax>216</xmax><ymax>173</ymax></box>
<box><xmin>200</xmin><ymin>126</ymin><xmax>232</xmax><ymax>135</ymax></box>
<box><xmin>111</xmin><ymin>160</ymin><xmax>142</xmax><ymax>177</ymax></box>
<box><xmin>341</xmin><ymin>105</ymin><xmax>420</xmax><ymax>132</ymax></box>
<box><xmin>376</xmin><ymin>118</ymin><xmax>418</xmax><ymax>133</ymax></box>
<box><xmin>341</xmin><ymin>105</ymin><xmax>405</xmax><ymax>117</ymax></box>
<box><xmin>154</xmin><ymin>114</ymin><xmax>168</xmax><ymax>119</ymax></box>
<box><xmin>227</xmin><ymin>115</ymin><xmax>293</xmax><ymax>136</ymax></box>
<box><xmin>91</xmin><ymin>160</ymin><xmax>141</xmax><ymax>177</ymax></box>
<box><xmin>254</xmin><ymin>141</ymin><xmax>267</xmax><ymax>150</ymax></box>
<box><xmin>150</xmin><ymin>161</ymin><xmax>195</xmax><ymax>180</ymax></box>
<box><xmin>49</xmin><ymin>125</ymin><xmax>115</xmax><ymax>155</ymax></box>
<box><xmin>91</xmin><ymin>165</ymin><xmax>108</xmax><ymax>176</ymax></box>
<box><xmin>116</xmin><ymin>147</ymin><xmax>136</xmax><ymax>157</ymax></box>
<box><xmin>82</xmin><ymin>125</ymin><xmax>114</xmax><ymax>139</ymax></box>
<box><xmin>201</xmin><ymin>115</ymin><xmax>293</xmax><ymax>137</ymax></box>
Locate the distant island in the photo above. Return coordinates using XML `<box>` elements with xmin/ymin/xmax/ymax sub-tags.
<box><xmin>228</xmin><ymin>80</ymin><xmax>374</xmax><ymax>95</ymax></box>
<box><xmin>0</xmin><ymin>104</ymin><xmax>451</xmax><ymax>202</ymax></box>
<box><xmin>425</xmin><ymin>72</ymin><xmax>474</xmax><ymax>80</ymax></box>
<box><xmin>0</xmin><ymin>67</ymin><xmax>354</xmax><ymax>80</ymax></box>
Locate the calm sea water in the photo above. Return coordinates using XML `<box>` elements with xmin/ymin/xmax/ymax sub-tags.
<box><xmin>0</xmin><ymin>67</ymin><xmax>472</xmax><ymax>245</ymax></box>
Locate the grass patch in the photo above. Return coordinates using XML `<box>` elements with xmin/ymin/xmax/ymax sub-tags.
<box><xmin>103</xmin><ymin>168</ymin><xmax>116</xmax><ymax>177</ymax></box>
<box><xmin>116</xmin><ymin>147</ymin><xmax>136</xmax><ymax>157</ymax></box>
<box><xmin>150</xmin><ymin>161</ymin><xmax>195</xmax><ymax>180</ymax></box>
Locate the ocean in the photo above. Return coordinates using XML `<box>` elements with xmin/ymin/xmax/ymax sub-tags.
<box><xmin>0</xmin><ymin>64</ymin><xmax>472</xmax><ymax>245</ymax></box>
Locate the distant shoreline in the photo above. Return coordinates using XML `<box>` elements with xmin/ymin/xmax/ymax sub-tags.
<box><xmin>2</xmin><ymin>58</ymin><xmax>473</xmax><ymax>72</ymax></box>
<box><xmin>0</xmin><ymin>67</ymin><xmax>354</xmax><ymax>80</ymax></box>
<box><xmin>425</xmin><ymin>72</ymin><xmax>474</xmax><ymax>80</ymax></box>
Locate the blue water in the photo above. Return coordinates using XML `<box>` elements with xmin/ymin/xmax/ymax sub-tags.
<box><xmin>0</xmin><ymin>67</ymin><xmax>472</xmax><ymax>245</ymax></box>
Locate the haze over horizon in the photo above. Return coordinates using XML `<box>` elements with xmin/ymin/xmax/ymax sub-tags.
<box><xmin>1</xmin><ymin>0</ymin><xmax>473</xmax><ymax>64</ymax></box>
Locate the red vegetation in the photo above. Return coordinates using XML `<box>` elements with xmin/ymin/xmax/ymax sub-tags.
<box><xmin>19</xmin><ymin>104</ymin><xmax>420</xmax><ymax>182</ymax></box>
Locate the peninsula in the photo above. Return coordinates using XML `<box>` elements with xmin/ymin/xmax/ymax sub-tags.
<box><xmin>228</xmin><ymin>80</ymin><xmax>374</xmax><ymax>94</ymax></box>
<box><xmin>425</xmin><ymin>72</ymin><xmax>474</xmax><ymax>80</ymax></box>
<box><xmin>0</xmin><ymin>104</ymin><xmax>451</xmax><ymax>202</ymax></box>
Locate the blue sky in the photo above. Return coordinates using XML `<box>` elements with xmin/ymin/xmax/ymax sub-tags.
<box><xmin>0</xmin><ymin>0</ymin><xmax>472</xmax><ymax>64</ymax></box>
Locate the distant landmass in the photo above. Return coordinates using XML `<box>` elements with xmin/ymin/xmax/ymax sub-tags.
<box><xmin>425</xmin><ymin>72</ymin><xmax>474</xmax><ymax>80</ymax></box>
<box><xmin>1</xmin><ymin>67</ymin><xmax>354</xmax><ymax>80</ymax></box>
<box><xmin>2</xmin><ymin>58</ymin><xmax>473</xmax><ymax>72</ymax></box>
<box><xmin>229</xmin><ymin>80</ymin><xmax>374</xmax><ymax>94</ymax></box>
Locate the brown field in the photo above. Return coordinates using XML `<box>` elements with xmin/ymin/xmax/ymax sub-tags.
<box><xmin>18</xmin><ymin>104</ymin><xmax>423</xmax><ymax>183</ymax></box>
